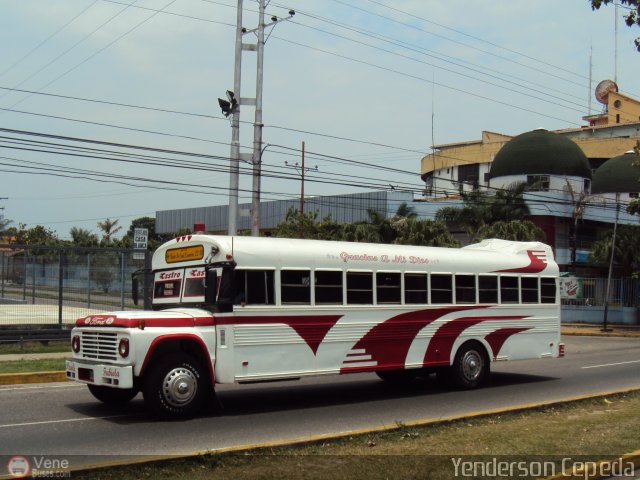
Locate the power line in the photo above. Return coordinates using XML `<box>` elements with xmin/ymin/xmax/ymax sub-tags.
<box><xmin>0</xmin><ymin>1</ymin><xmax>100</xmax><ymax>81</ymax></box>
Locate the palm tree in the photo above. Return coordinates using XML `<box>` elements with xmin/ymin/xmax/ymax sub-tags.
<box><xmin>70</xmin><ymin>227</ymin><xmax>99</xmax><ymax>247</ymax></box>
<box><xmin>97</xmin><ymin>218</ymin><xmax>122</xmax><ymax>245</ymax></box>
<box><xmin>436</xmin><ymin>183</ymin><xmax>530</xmax><ymax>243</ymax></box>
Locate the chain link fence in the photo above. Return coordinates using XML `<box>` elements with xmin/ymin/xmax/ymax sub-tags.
<box><xmin>0</xmin><ymin>244</ymin><xmax>151</xmax><ymax>332</ymax></box>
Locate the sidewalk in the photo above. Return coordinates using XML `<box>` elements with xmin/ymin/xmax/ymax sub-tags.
<box><xmin>0</xmin><ymin>351</ymin><xmax>69</xmax><ymax>361</ymax></box>
<box><xmin>562</xmin><ymin>323</ymin><xmax>640</xmax><ymax>337</ymax></box>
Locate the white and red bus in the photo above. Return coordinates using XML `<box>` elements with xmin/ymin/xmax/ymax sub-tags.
<box><xmin>66</xmin><ymin>235</ymin><xmax>562</xmax><ymax>417</ymax></box>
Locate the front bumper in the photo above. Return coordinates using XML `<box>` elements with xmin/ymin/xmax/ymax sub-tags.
<box><xmin>66</xmin><ymin>359</ymin><xmax>134</xmax><ymax>389</ymax></box>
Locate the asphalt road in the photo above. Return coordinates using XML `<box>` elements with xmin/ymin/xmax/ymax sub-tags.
<box><xmin>0</xmin><ymin>336</ymin><xmax>638</xmax><ymax>470</ymax></box>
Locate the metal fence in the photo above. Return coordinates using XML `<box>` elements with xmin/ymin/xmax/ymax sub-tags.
<box><xmin>560</xmin><ymin>276</ymin><xmax>640</xmax><ymax>307</ymax></box>
<box><xmin>0</xmin><ymin>244</ymin><xmax>151</xmax><ymax>331</ymax></box>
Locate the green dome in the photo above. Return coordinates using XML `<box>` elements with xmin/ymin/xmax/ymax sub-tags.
<box><xmin>592</xmin><ymin>151</ymin><xmax>640</xmax><ymax>194</ymax></box>
<box><xmin>490</xmin><ymin>129</ymin><xmax>591</xmax><ymax>179</ymax></box>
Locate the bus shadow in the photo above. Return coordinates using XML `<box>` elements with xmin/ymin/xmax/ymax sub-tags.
<box><xmin>65</xmin><ymin>372</ymin><xmax>557</xmax><ymax>422</ymax></box>
<box><xmin>212</xmin><ymin>371</ymin><xmax>557</xmax><ymax>417</ymax></box>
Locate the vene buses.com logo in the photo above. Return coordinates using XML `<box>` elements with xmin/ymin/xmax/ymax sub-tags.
<box><xmin>7</xmin><ymin>456</ymin><xmax>30</xmax><ymax>478</ymax></box>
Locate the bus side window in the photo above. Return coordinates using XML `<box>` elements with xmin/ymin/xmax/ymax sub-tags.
<box><xmin>376</xmin><ymin>272</ymin><xmax>401</xmax><ymax>304</ymax></box>
<box><xmin>455</xmin><ymin>274</ymin><xmax>476</xmax><ymax>304</ymax></box>
<box><xmin>347</xmin><ymin>272</ymin><xmax>373</xmax><ymax>304</ymax></box>
<box><xmin>404</xmin><ymin>273</ymin><xmax>428</xmax><ymax>304</ymax></box>
<box><xmin>500</xmin><ymin>276</ymin><xmax>519</xmax><ymax>304</ymax></box>
<box><xmin>541</xmin><ymin>277</ymin><xmax>557</xmax><ymax>304</ymax></box>
<box><xmin>521</xmin><ymin>277</ymin><xmax>539</xmax><ymax>304</ymax></box>
<box><xmin>431</xmin><ymin>274</ymin><xmax>453</xmax><ymax>304</ymax></box>
<box><xmin>234</xmin><ymin>270</ymin><xmax>275</xmax><ymax>305</ymax></box>
<box><xmin>281</xmin><ymin>270</ymin><xmax>311</xmax><ymax>304</ymax></box>
<box><xmin>315</xmin><ymin>270</ymin><xmax>342</xmax><ymax>304</ymax></box>
<box><xmin>478</xmin><ymin>275</ymin><xmax>498</xmax><ymax>304</ymax></box>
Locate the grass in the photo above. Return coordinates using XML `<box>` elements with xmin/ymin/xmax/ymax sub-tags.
<box><xmin>0</xmin><ymin>340</ymin><xmax>70</xmax><ymax>355</ymax></box>
<box><xmin>73</xmin><ymin>391</ymin><xmax>640</xmax><ymax>480</ymax></box>
<box><xmin>0</xmin><ymin>358</ymin><xmax>66</xmax><ymax>373</ymax></box>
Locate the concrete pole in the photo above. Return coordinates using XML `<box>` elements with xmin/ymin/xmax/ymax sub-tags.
<box><xmin>602</xmin><ymin>192</ymin><xmax>620</xmax><ymax>332</ymax></box>
<box><xmin>250</xmin><ymin>0</ymin><xmax>266</xmax><ymax>237</ymax></box>
<box><xmin>228</xmin><ymin>0</ymin><xmax>243</xmax><ymax>236</ymax></box>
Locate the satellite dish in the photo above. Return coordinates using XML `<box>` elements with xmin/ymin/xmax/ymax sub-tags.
<box><xmin>595</xmin><ymin>79</ymin><xmax>618</xmax><ymax>104</ymax></box>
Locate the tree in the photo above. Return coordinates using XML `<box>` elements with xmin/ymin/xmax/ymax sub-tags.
<box><xmin>69</xmin><ymin>227</ymin><xmax>99</xmax><ymax>247</ymax></box>
<box><xmin>97</xmin><ymin>218</ymin><xmax>122</xmax><ymax>246</ymax></box>
<box><xmin>589</xmin><ymin>225</ymin><xmax>640</xmax><ymax>276</ymax></box>
<box><xmin>476</xmin><ymin>220</ymin><xmax>546</xmax><ymax>242</ymax></box>
<box><xmin>8</xmin><ymin>224</ymin><xmax>58</xmax><ymax>245</ymax></box>
<box><xmin>591</xmin><ymin>1</ymin><xmax>640</xmax><ymax>51</ymax></box>
<box><xmin>393</xmin><ymin>219</ymin><xmax>460</xmax><ymax>247</ymax></box>
<box><xmin>436</xmin><ymin>183</ymin><xmax>530</xmax><ymax>242</ymax></box>
<box><xmin>121</xmin><ymin>216</ymin><xmax>167</xmax><ymax>250</ymax></box>
<box><xmin>271</xmin><ymin>208</ymin><xmax>343</xmax><ymax>240</ymax></box>
<box><xmin>0</xmin><ymin>216</ymin><xmax>12</xmax><ymax>237</ymax></box>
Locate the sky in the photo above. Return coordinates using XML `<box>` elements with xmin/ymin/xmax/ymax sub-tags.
<box><xmin>0</xmin><ymin>0</ymin><xmax>638</xmax><ymax>240</ymax></box>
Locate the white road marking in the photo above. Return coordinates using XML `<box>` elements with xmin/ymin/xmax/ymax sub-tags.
<box><xmin>0</xmin><ymin>414</ymin><xmax>136</xmax><ymax>429</ymax></box>
<box><xmin>0</xmin><ymin>383</ymin><xmax>83</xmax><ymax>392</ymax></box>
<box><xmin>582</xmin><ymin>360</ymin><xmax>640</xmax><ymax>369</ymax></box>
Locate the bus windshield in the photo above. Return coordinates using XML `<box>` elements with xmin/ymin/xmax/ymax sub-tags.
<box><xmin>153</xmin><ymin>267</ymin><xmax>206</xmax><ymax>306</ymax></box>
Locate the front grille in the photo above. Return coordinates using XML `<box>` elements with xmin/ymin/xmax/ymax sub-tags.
<box><xmin>80</xmin><ymin>331</ymin><xmax>118</xmax><ymax>361</ymax></box>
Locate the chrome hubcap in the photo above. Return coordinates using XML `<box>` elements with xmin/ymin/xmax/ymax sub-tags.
<box><xmin>162</xmin><ymin>367</ymin><xmax>197</xmax><ymax>407</ymax></box>
<box><xmin>461</xmin><ymin>350</ymin><xmax>482</xmax><ymax>381</ymax></box>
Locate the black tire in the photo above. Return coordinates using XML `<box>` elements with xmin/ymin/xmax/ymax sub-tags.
<box><xmin>450</xmin><ymin>342</ymin><xmax>489</xmax><ymax>390</ymax></box>
<box><xmin>142</xmin><ymin>353</ymin><xmax>209</xmax><ymax>418</ymax></box>
<box><xmin>87</xmin><ymin>384</ymin><xmax>139</xmax><ymax>406</ymax></box>
<box><xmin>376</xmin><ymin>369</ymin><xmax>417</xmax><ymax>384</ymax></box>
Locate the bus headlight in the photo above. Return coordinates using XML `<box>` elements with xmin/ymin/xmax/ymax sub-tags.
<box><xmin>118</xmin><ymin>338</ymin><xmax>130</xmax><ymax>358</ymax></box>
<box><xmin>72</xmin><ymin>335</ymin><xmax>80</xmax><ymax>353</ymax></box>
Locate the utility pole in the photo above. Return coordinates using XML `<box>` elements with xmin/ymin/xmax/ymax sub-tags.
<box><xmin>250</xmin><ymin>0</ymin><xmax>266</xmax><ymax>237</ymax></box>
<box><xmin>227</xmin><ymin>0</ymin><xmax>243</xmax><ymax>236</ymax></box>
<box><xmin>221</xmin><ymin>1</ymin><xmax>294</xmax><ymax>237</ymax></box>
<box><xmin>299</xmin><ymin>141</ymin><xmax>305</xmax><ymax>239</ymax></box>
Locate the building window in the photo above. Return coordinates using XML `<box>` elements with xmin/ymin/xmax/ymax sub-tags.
<box><xmin>584</xmin><ymin>179</ymin><xmax>591</xmax><ymax>194</ymax></box>
<box><xmin>527</xmin><ymin>175</ymin><xmax>550</xmax><ymax>192</ymax></box>
<box><xmin>616</xmin><ymin>114</ymin><xmax>620</xmax><ymax>124</ymax></box>
<box><xmin>458</xmin><ymin>164</ymin><xmax>480</xmax><ymax>189</ymax></box>
<box><xmin>630</xmin><ymin>192</ymin><xmax>639</xmax><ymax>199</ymax></box>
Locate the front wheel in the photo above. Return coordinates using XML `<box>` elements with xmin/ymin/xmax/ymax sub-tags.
<box><xmin>142</xmin><ymin>354</ymin><xmax>209</xmax><ymax>418</ymax></box>
<box><xmin>450</xmin><ymin>342</ymin><xmax>489</xmax><ymax>390</ymax></box>
<box><xmin>88</xmin><ymin>384</ymin><xmax>139</xmax><ymax>406</ymax></box>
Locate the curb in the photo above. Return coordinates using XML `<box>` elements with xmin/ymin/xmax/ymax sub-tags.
<box><xmin>67</xmin><ymin>387</ymin><xmax>640</xmax><ymax>477</ymax></box>
<box><xmin>545</xmin><ymin>449</ymin><xmax>640</xmax><ymax>480</ymax></box>
<box><xmin>0</xmin><ymin>370</ymin><xmax>67</xmax><ymax>386</ymax></box>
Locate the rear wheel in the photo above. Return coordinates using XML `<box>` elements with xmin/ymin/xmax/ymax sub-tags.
<box><xmin>142</xmin><ymin>353</ymin><xmax>209</xmax><ymax>418</ymax></box>
<box><xmin>87</xmin><ymin>384</ymin><xmax>138</xmax><ymax>406</ymax></box>
<box><xmin>450</xmin><ymin>342</ymin><xmax>489</xmax><ymax>390</ymax></box>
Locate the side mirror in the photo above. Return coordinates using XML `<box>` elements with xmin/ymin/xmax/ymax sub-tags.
<box><xmin>205</xmin><ymin>270</ymin><xmax>218</xmax><ymax>305</ymax></box>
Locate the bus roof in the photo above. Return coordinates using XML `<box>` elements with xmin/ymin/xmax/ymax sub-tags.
<box><xmin>153</xmin><ymin>235</ymin><xmax>558</xmax><ymax>276</ymax></box>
